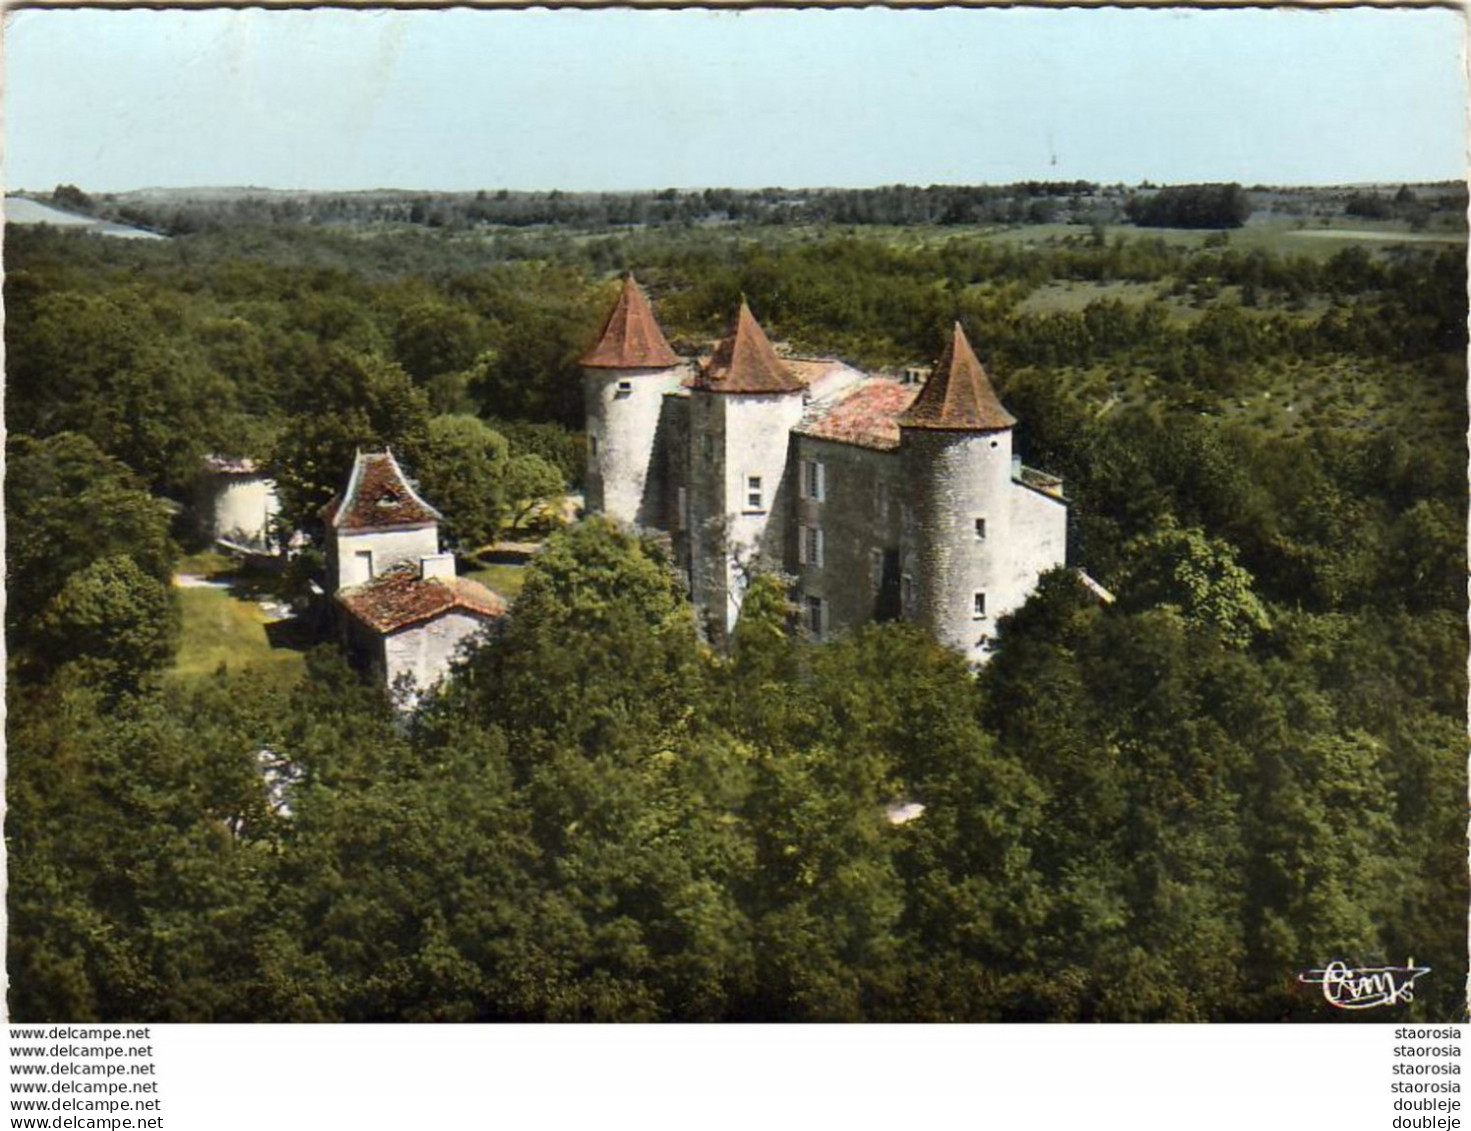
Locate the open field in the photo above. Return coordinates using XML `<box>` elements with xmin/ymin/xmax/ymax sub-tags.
<box><xmin>979</xmin><ymin>217</ymin><xmax>1464</xmax><ymax>259</ymax></box>
<box><xmin>1015</xmin><ymin>279</ymin><xmax>1335</xmax><ymax>324</ymax></box>
<box><xmin>464</xmin><ymin>560</ymin><xmax>528</xmax><ymax>599</ymax></box>
<box><xmin>169</xmin><ymin>585</ymin><xmax>308</xmax><ymax>686</ymax></box>
<box><xmin>170</xmin><ymin>553</ymin><xmax>310</xmax><ymax>686</ymax></box>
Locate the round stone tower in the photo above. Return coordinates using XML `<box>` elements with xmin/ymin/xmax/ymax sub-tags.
<box><xmin>898</xmin><ymin>323</ymin><xmax>1019</xmax><ymax>664</ymax></box>
<box><xmin>581</xmin><ymin>272</ymin><xmax>682</xmax><ymax>527</ymax></box>
<box><xmin>687</xmin><ymin>300</ymin><xmax>807</xmax><ymax>643</ymax></box>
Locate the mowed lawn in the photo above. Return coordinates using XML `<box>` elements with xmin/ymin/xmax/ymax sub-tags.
<box><xmin>170</xmin><ymin>553</ymin><xmax>522</xmax><ymax>687</ymax></box>
<box><xmin>170</xmin><ymin>584</ymin><xmax>307</xmax><ymax>687</ymax></box>
<box><xmin>463</xmin><ymin>560</ymin><xmax>527</xmax><ymax>599</ymax></box>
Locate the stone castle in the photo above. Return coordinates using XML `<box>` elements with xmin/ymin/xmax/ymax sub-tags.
<box><xmin>581</xmin><ymin>274</ymin><xmax>1068</xmax><ymax>663</ymax></box>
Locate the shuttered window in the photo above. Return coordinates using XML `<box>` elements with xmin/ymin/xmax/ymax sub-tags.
<box><xmin>806</xmin><ymin>460</ymin><xmax>826</xmax><ymax>501</ymax></box>
<box><xmin>806</xmin><ymin>595</ymin><xmax>826</xmax><ymax>639</ymax></box>
<box><xmin>799</xmin><ymin>525</ymin><xmax>824</xmax><ymax>568</ymax></box>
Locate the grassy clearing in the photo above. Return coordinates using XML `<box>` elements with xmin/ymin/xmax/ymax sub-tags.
<box><xmin>976</xmin><ymin>218</ymin><xmax>1464</xmax><ymax>260</ymax></box>
<box><xmin>170</xmin><ymin>586</ymin><xmax>307</xmax><ymax>687</ymax></box>
<box><xmin>464</xmin><ymin>561</ymin><xmax>528</xmax><ymax>600</ymax></box>
<box><xmin>1016</xmin><ymin>280</ymin><xmax>1163</xmax><ymax>315</ymax></box>
<box><xmin>1013</xmin><ymin>279</ymin><xmax>1334</xmax><ymax>329</ymax></box>
<box><xmin>175</xmin><ymin>549</ymin><xmax>237</xmax><ymax>577</ymax></box>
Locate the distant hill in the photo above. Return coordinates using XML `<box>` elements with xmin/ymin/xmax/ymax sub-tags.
<box><xmin>10</xmin><ymin>181</ymin><xmax>1466</xmax><ymax>242</ymax></box>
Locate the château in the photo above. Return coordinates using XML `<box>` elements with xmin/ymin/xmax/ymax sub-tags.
<box><xmin>581</xmin><ymin>274</ymin><xmax>1068</xmax><ymax>662</ymax></box>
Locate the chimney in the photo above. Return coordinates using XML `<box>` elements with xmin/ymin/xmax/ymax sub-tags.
<box><xmin>419</xmin><ymin>553</ymin><xmax>456</xmax><ymax>581</ymax></box>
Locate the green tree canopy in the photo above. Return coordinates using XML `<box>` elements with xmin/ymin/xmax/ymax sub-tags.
<box><xmin>500</xmin><ymin>453</ymin><xmax>566</xmax><ymax>538</ymax></box>
<box><xmin>411</xmin><ymin>415</ymin><xmax>512</xmax><ymax>552</ymax></box>
<box><xmin>36</xmin><ymin>556</ymin><xmax>179</xmax><ymax>695</ymax></box>
<box><xmin>1118</xmin><ymin>518</ymin><xmax>1271</xmax><ymax>648</ymax></box>
<box><xmin>6</xmin><ymin>432</ymin><xmax>176</xmax><ymax>651</ymax></box>
<box><xmin>268</xmin><ymin>347</ymin><xmax>432</xmax><ymax>532</ymax></box>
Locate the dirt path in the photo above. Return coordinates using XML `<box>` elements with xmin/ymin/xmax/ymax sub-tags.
<box><xmin>173</xmin><ymin>573</ymin><xmax>231</xmax><ymax>589</ymax></box>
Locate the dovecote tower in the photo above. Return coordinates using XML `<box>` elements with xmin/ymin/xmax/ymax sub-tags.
<box><xmin>686</xmin><ymin>300</ymin><xmax>808</xmax><ymax>642</ymax></box>
<box><xmin>898</xmin><ymin>324</ymin><xmax>1026</xmax><ymax>664</ymax></box>
<box><xmin>322</xmin><ymin>449</ymin><xmax>443</xmax><ymax>591</ymax></box>
<box><xmin>580</xmin><ymin>273</ymin><xmax>683</xmax><ymax>527</ymax></box>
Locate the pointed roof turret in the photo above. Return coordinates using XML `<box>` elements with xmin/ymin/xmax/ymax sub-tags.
<box><xmin>899</xmin><ymin>323</ymin><xmax>1016</xmax><ymax>431</ymax></box>
<box><xmin>580</xmin><ymin>272</ymin><xmax>679</xmax><ymax>369</ymax></box>
<box><xmin>693</xmin><ymin>300</ymin><xmax>803</xmax><ymax>395</ymax></box>
<box><xmin>322</xmin><ymin>449</ymin><xmax>442</xmax><ymax>532</ymax></box>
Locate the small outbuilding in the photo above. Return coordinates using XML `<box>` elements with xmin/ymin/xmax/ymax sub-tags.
<box><xmin>324</xmin><ymin>449</ymin><xmax>508</xmax><ymax>705</ymax></box>
<box><xmin>337</xmin><ymin>555</ymin><xmax>506</xmax><ymax>705</ymax></box>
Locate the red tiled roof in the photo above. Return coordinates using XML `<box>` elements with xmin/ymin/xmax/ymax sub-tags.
<box><xmin>337</xmin><ymin>567</ymin><xmax>507</xmax><ymax>635</ymax></box>
<box><xmin>692</xmin><ymin>301</ymin><xmax>804</xmax><ymax>395</ymax></box>
<box><xmin>203</xmin><ymin>454</ymin><xmax>262</xmax><ymax>475</ymax></box>
<box><xmin>899</xmin><ymin>323</ymin><xmax>1016</xmax><ymax>432</ymax></box>
<box><xmin>325</xmin><ymin>450</ymin><xmax>441</xmax><ymax>532</ymax></box>
<box><xmin>784</xmin><ymin>358</ymin><xmax>847</xmax><ymax>388</ymax></box>
<box><xmin>580</xmin><ymin>273</ymin><xmax>679</xmax><ymax>369</ymax></box>
<box><xmin>796</xmin><ymin>378</ymin><xmax>920</xmax><ymax>452</ymax></box>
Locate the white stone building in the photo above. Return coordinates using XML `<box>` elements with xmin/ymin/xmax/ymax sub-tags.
<box><xmin>581</xmin><ymin>274</ymin><xmax>1068</xmax><ymax>663</ymax></box>
<box><xmin>324</xmin><ymin>450</ymin><xmax>507</xmax><ymax>703</ymax></box>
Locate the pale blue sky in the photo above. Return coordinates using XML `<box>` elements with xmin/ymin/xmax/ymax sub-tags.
<box><xmin>4</xmin><ymin>7</ymin><xmax>1465</xmax><ymax>192</ymax></box>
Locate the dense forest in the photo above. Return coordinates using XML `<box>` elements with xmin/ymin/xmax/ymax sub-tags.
<box><xmin>6</xmin><ymin>194</ymin><xmax>1466</xmax><ymax>1021</ymax></box>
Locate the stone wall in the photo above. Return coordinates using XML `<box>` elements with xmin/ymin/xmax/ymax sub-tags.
<box><xmin>1008</xmin><ymin>477</ymin><xmax>1068</xmax><ymax>597</ymax></box>
<box><xmin>660</xmin><ymin>392</ymin><xmax>693</xmax><ymax>582</ymax></box>
<box><xmin>382</xmin><ymin>611</ymin><xmax>492</xmax><ymax>706</ymax></box>
<box><xmin>791</xmin><ymin>436</ymin><xmax>904</xmax><ymax>639</ymax></box>
<box><xmin>334</xmin><ymin>525</ymin><xmax>440</xmax><ymax>589</ymax></box>
<box><xmin>686</xmin><ymin>390</ymin><xmax>728</xmax><ymax>641</ymax></box>
<box><xmin>717</xmin><ymin>392</ymin><xmax>807</xmax><ymax>637</ymax></box>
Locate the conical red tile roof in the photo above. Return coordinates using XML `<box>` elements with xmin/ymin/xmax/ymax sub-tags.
<box><xmin>323</xmin><ymin>450</ymin><xmax>442</xmax><ymax>532</ymax></box>
<box><xmin>693</xmin><ymin>301</ymin><xmax>803</xmax><ymax>395</ymax></box>
<box><xmin>580</xmin><ymin>273</ymin><xmax>679</xmax><ymax>369</ymax></box>
<box><xmin>899</xmin><ymin>323</ymin><xmax>1016</xmax><ymax>431</ymax></box>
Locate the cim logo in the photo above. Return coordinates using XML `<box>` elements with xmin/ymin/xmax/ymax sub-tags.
<box><xmin>1298</xmin><ymin>959</ymin><xmax>1431</xmax><ymax>1010</ymax></box>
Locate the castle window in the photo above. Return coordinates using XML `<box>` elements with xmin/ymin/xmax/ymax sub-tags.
<box><xmin>745</xmin><ymin>475</ymin><xmax>765</xmax><ymax>513</ymax></box>
<box><xmin>901</xmin><ymin>575</ymin><xmax>913</xmax><ymax>610</ymax></box>
<box><xmin>590</xmin><ymin>436</ymin><xmax>599</xmax><ymax>457</ymax></box>
<box><xmin>974</xmin><ymin>517</ymin><xmax>987</xmax><ymax>540</ymax></box>
<box><xmin>616</xmin><ymin>379</ymin><xmax>633</xmax><ymax>396</ymax></box>
<box><xmin>973</xmin><ymin>592</ymin><xmax>987</xmax><ymax>619</ymax></box>
<box><xmin>799</xmin><ymin>525</ymin><xmax>824</xmax><ymax>568</ymax></box>
<box><xmin>806</xmin><ymin>595</ymin><xmax>826</xmax><ymax>639</ymax></box>
<box><xmin>803</xmin><ymin>459</ymin><xmax>826</xmax><ymax>501</ymax></box>
<box><xmin>870</xmin><ymin>548</ymin><xmax>884</xmax><ymax>590</ymax></box>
